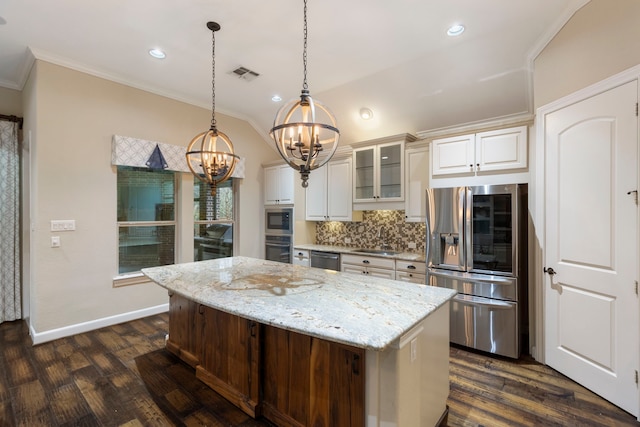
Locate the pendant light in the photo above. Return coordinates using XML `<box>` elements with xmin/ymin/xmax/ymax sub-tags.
<box><xmin>186</xmin><ymin>22</ymin><xmax>239</xmax><ymax>196</ymax></box>
<box><xmin>269</xmin><ymin>0</ymin><xmax>339</xmax><ymax>188</ymax></box>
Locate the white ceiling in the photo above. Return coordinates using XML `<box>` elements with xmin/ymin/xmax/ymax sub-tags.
<box><xmin>0</xmin><ymin>0</ymin><xmax>588</xmax><ymax>145</ymax></box>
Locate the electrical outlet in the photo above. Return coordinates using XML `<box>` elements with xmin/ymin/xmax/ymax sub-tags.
<box><xmin>51</xmin><ymin>236</ymin><xmax>61</xmax><ymax>248</ymax></box>
<box><xmin>345</xmin><ymin>238</ymin><xmax>351</xmax><ymax>244</ymax></box>
<box><xmin>408</xmin><ymin>242</ymin><xmax>417</xmax><ymax>249</ymax></box>
<box><xmin>411</xmin><ymin>338</ymin><xmax>418</xmax><ymax>362</ymax></box>
<box><xmin>329</xmin><ymin>236</ymin><xmax>336</xmax><ymax>242</ymax></box>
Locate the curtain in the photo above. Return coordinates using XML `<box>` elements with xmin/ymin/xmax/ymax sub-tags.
<box><xmin>0</xmin><ymin>120</ymin><xmax>21</xmax><ymax>323</ymax></box>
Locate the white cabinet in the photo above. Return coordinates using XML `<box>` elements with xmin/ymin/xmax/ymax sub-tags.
<box><xmin>306</xmin><ymin>158</ymin><xmax>359</xmax><ymax>221</ymax></box>
<box><xmin>353</xmin><ymin>140</ymin><xmax>404</xmax><ymax>203</ymax></box>
<box><xmin>341</xmin><ymin>254</ymin><xmax>395</xmax><ymax>280</ymax></box>
<box><xmin>264</xmin><ymin>164</ymin><xmax>294</xmax><ymax>205</ymax></box>
<box><xmin>404</xmin><ymin>144</ymin><xmax>429</xmax><ymax>222</ymax></box>
<box><xmin>395</xmin><ymin>260</ymin><xmax>426</xmax><ymax>284</ymax></box>
<box><xmin>431</xmin><ymin>126</ymin><xmax>527</xmax><ymax>176</ymax></box>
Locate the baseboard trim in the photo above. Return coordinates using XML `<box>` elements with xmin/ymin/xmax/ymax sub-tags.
<box><xmin>29</xmin><ymin>303</ymin><xmax>169</xmax><ymax>345</ymax></box>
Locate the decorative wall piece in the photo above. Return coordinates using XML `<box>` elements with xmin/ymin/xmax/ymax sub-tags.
<box><xmin>315</xmin><ymin>210</ymin><xmax>426</xmax><ymax>254</ymax></box>
<box><xmin>111</xmin><ymin>134</ymin><xmax>245</xmax><ymax>178</ymax></box>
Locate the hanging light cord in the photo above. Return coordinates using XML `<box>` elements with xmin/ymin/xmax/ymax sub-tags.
<box><xmin>210</xmin><ymin>27</ymin><xmax>217</xmax><ymax>130</ymax></box>
<box><xmin>302</xmin><ymin>0</ymin><xmax>308</xmax><ymax>91</ymax></box>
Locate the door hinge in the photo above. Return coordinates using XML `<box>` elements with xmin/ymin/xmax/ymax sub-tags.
<box><xmin>636</xmin><ymin>102</ymin><xmax>639</xmax><ymax>116</ymax></box>
<box><xmin>635</xmin><ymin>370</ymin><xmax>638</xmax><ymax>385</ymax></box>
<box><xmin>636</xmin><ymin>281</ymin><xmax>638</xmax><ymax>296</ymax></box>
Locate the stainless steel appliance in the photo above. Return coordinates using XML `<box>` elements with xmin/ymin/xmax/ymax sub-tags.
<box><xmin>265</xmin><ymin>207</ymin><xmax>293</xmax><ymax>263</ymax></box>
<box><xmin>310</xmin><ymin>251</ymin><xmax>340</xmax><ymax>271</ymax></box>
<box><xmin>426</xmin><ymin>184</ymin><xmax>528</xmax><ymax>358</ymax></box>
<box><xmin>265</xmin><ymin>234</ymin><xmax>292</xmax><ymax>264</ymax></box>
<box><xmin>265</xmin><ymin>207</ymin><xmax>293</xmax><ymax>235</ymax></box>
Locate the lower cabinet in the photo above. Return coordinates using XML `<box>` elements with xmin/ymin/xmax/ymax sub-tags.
<box><xmin>340</xmin><ymin>254</ymin><xmax>395</xmax><ymax>279</ymax></box>
<box><xmin>166</xmin><ymin>292</ymin><xmax>201</xmax><ymax>368</ymax></box>
<box><xmin>262</xmin><ymin>325</ymin><xmax>365</xmax><ymax>427</ymax></box>
<box><xmin>196</xmin><ymin>305</ymin><xmax>261</xmax><ymax>418</ymax></box>
<box><xmin>395</xmin><ymin>260</ymin><xmax>427</xmax><ymax>284</ymax></box>
<box><xmin>167</xmin><ymin>294</ymin><xmax>365</xmax><ymax>427</ymax></box>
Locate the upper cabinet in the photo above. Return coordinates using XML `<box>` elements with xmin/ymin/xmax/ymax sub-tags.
<box><xmin>264</xmin><ymin>164</ymin><xmax>294</xmax><ymax>205</ymax></box>
<box><xmin>431</xmin><ymin>126</ymin><xmax>528</xmax><ymax>176</ymax></box>
<box><xmin>404</xmin><ymin>143</ymin><xmax>429</xmax><ymax>222</ymax></box>
<box><xmin>306</xmin><ymin>157</ymin><xmax>360</xmax><ymax>221</ymax></box>
<box><xmin>353</xmin><ymin>140</ymin><xmax>405</xmax><ymax>203</ymax></box>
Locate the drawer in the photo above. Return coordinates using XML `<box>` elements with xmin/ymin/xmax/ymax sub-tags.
<box><xmin>293</xmin><ymin>249</ymin><xmax>310</xmax><ymax>260</ymax></box>
<box><xmin>395</xmin><ymin>260</ymin><xmax>426</xmax><ymax>274</ymax></box>
<box><xmin>341</xmin><ymin>254</ymin><xmax>395</xmax><ymax>270</ymax></box>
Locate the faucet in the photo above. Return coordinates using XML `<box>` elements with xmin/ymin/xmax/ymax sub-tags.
<box><xmin>378</xmin><ymin>226</ymin><xmax>392</xmax><ymax>250</ymax></box>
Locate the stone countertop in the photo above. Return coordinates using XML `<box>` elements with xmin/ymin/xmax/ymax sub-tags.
<box><xmin>293</xmin><ymin>243</ymin><xmax>426</xmax><ymax>262</ymax></box>
<box><xmin>142</xmin><ymin>256</ymin><xmax>454</xmax><ymax>351</ymax></box>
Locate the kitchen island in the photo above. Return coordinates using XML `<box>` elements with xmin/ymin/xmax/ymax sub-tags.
<box><xmin>142</xmin><ymin>256</ymin><xmax>456</xmax><ymax>427</ymax></box>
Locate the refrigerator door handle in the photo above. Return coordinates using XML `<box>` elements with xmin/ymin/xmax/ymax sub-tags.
<box><xmin>425</xmin><ymin>189</ymin><xmax>432</xmax><ymax>267</ymax></box>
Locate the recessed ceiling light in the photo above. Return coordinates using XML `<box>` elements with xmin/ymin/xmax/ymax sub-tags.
<box><xmin>148</xmin><ymin>49</ymin><xmax>166</xmax><ymax>59</ymax></box>
<box><xmin>359</xmin><ymin>107</ymin><xmax>373</xmax><ymax>120</ymax></box>
<box><xmin>447</xmin><ymin>24</ymin><xmax>465</xmax><ymax>36</ymax></box>
<box><xmin>272</xmin><ymin>95</ymin><xmax>282</xmax><ymax>102</ymax></box>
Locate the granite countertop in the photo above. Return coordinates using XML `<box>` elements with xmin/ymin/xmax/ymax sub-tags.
<box><xmin>142</xmin><ymin>256</ymin><xmax>454</xmax><ymax>351</ymax></box>
<box><xmin>293</xmin><ymin>243</ymin><xmax>425</xmax><ymax>262</ymax></box>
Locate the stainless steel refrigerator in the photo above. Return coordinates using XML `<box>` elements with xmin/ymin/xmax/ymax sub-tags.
<box><xmin>426</xmin><ymin>184</ymin><xmax>528</xmax><ymax>358</ymax></box>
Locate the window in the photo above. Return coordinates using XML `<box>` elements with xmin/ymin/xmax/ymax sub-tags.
<box><xmin>194</xmin><ymin>179</ymin><xmax>235</xmax><ymax>261</ymax></box>
<box><xmin>117</xmin><ymin>166</ymin><xmax>176</xmax><ymax>274</ymax></box>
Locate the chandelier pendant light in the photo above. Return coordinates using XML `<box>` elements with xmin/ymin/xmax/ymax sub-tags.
<box><xmin>186</xmin><ymin>21</ymin><xmax>239</xmax><ymax>196</ymax></box>
<box><xmin>269</xmin><ymin>0</ymin><xmax>339</xmax><ymax>188</ymax></box>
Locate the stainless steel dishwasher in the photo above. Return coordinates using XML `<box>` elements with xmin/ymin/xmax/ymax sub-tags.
<box><xmin>310</xmin><ymin>251</ymin><xmax>340</xmax><ymax>271</ymax></box>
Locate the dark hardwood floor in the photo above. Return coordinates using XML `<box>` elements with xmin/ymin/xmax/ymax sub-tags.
<box><xmin>0</xmin><ymin>313</ymin><xmax>637</xmax><ymax>426</ymax></box>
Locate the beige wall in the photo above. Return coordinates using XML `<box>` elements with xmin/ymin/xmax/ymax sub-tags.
<box><xmin>534</xmin><ymin>0</ymin><xmax>640</xmax><ymax>108</ymax></box>
<box><xmin>0</xmin><ymin>86</ymin><xmax>22</xmax><ymax>116</ymax></box>
<box><xmin>25</xmin><ymin>60</ymin><xmax>278</xmax><ymax>335</ymax></box>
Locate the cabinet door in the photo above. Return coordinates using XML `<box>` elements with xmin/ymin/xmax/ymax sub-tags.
<box><xmin>378</xmin><ymin>142</ymin><xmax>404</xmax><ymax>201</ymax></box>
<box><xmin>278</xmin><ymin>166</ymin><xmax>295</xmax><ymax>204</ymax></box>
<box><xmin>431</xmin><ymin>134</ymin><xmax>475</xmax><ymax>176</ymax></box>
<box><xmin>368</xmin><ymin>267</ymin><xmax>395</xmax><ymax>280</ymax></box>
<box><xmin>264</xmin><ymin>165</ymin><xmax>295</xmax><ymax>205</ymax></box>
<box><xmin>305</xmin><ymin>164</ymin><xmax>328</xmax><ymax>220</ymax></box>
<box><xmin>264</xmin><ymin>166</ymin><xmax>281</xmax><ymax>205</ymax></box>
<box><xmin>396</xmin><ymin>271</ymin><xmax>426</xmax><ymax>284</ymax></box>
<box><xmin>475</xmin><ymin>126</ymin><xmax>527</xmax><ymax>173</ymax></box>
<box><xmin>404</xmin><ymin>146</ymin><xmax>429</xmax><ymax>222</ymax></box>
<box><xmin>353</xmin><ymin>147</ymin><xmax>375</xmax><ymax>202</ymax></box>
<box><xmin>327</xmin><ymin>158</ymin><xmax>353</xmax><ymax>221</ymax></box>
<box><xmin>341</xmin><ymin>264</ymin><xmax>366</xmax><ymax>275</ymax></box>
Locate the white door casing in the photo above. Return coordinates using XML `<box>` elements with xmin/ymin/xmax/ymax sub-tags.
<box><xmin>544</xmin><ymin>80</ymin><xmax>638</xmax><ymax>416</ymax></box>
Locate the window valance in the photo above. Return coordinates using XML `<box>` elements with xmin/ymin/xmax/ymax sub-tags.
<box><xmin>111</xmin><ymin>134</ymin><xmax>245</xmax><ymax>178</ymax></box>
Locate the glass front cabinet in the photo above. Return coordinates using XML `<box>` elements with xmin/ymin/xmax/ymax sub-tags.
<box><xmin>353</xmin><ymin>140</ymin><xmax>405</xmax><ymax>203</ymax></box>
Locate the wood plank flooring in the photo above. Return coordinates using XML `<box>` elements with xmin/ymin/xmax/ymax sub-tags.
<box><xmin>0</xmin><ymin>313</ymin><xmax>637</xmax><ymax>426</ymax></box>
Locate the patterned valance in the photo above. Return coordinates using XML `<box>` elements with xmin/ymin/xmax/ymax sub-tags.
<box><xmin>111</xmin><ymin>134</ymin><xmax>245</xmax><ymax>178</ymax></box>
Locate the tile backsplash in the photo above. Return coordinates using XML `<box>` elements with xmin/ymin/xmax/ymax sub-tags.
<box><xmin>315</xmin><ymin>210</ymin><xmax>426</xmax><ymax>254</ymax></box>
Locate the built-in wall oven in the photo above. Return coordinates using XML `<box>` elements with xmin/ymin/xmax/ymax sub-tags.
<box><xmin>265</xmin><ymin>207</ymin><xmax>293</xmax><ymax>263</ymax></box>
<box><xmin>426</xmin><ymin>184</ymin><xmax>528</xmax><ymax>358</ymax></box>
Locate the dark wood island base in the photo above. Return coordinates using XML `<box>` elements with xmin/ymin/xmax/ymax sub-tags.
<box><xmin>167</xmin><ymin>292</ymin><xmax>366</xmax><ymax>426</ymax></box>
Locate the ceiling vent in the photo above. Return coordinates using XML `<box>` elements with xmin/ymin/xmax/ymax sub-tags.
<box><xmin>230</xmin><ymin>66</ymin><xmax>260</xmax><ymax>82</ymax></box>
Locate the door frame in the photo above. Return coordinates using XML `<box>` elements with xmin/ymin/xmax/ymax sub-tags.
<box><xmin>534</xmin><ymin>63</ymin><xmax>640</xmax><ymax>408</ymax></box>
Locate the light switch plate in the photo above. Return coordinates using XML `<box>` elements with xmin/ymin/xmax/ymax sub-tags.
<box><xmin>51</xmin><ymin>236</ymin><xmax>61</xmax><ymax>248</ymax></box>
<box><xmin>51</xmin><ymin>220</ymin><xmax>76</xmax><ymax>231</ymax></box>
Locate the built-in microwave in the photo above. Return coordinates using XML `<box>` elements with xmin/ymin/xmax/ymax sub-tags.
<box><xmin>265</xmin><ymin>207</ymin><xmax>293</xmax><ymax>235</ymax></box>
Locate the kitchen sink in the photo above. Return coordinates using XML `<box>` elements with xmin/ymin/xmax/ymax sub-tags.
<box><xmin>352</xmin><ymin>248</ymin><xmax>400</xmax><ymax>256</ymax></box>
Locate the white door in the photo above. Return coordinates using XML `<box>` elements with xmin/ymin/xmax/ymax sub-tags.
<box><xmin>544</xmin><ymin>80</ymin><xmax>638</xmax><ymax>415</ymax></box>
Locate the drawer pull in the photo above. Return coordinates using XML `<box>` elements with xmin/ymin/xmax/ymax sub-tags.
<box><xmin>363</xmin><ymin>260</ymin><xmax>370</xmax><ymax>264</ymax></box>
<box><xmin>407</xmin><ymin>265</ymin><xmax>416</xmax><ymax>270</ymax></box>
